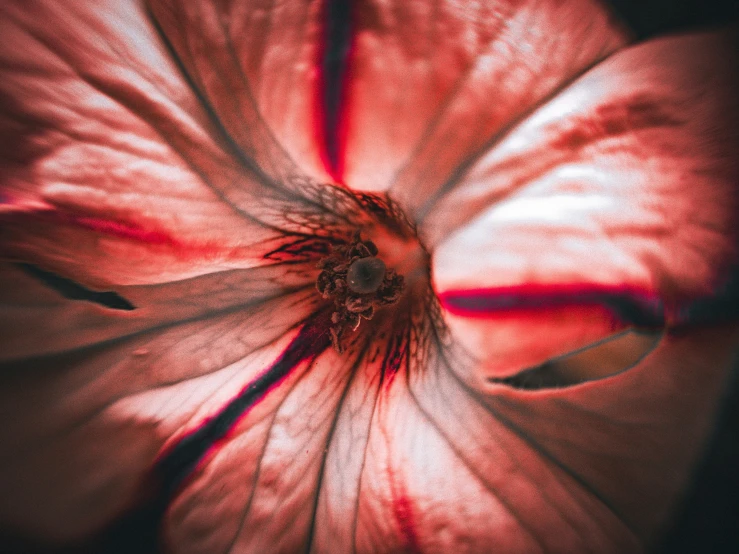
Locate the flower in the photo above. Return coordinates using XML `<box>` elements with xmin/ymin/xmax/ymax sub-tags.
<box><xmin>0</xmin><ymin>1</ymin><xmax>737</xmax><ymax>553</ymax></box>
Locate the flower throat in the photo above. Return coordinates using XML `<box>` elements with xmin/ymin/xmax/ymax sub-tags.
<box><xmin>316</xmin><ymin>231</ymin><xmax>405</xmax><ymax>352</ymax></box>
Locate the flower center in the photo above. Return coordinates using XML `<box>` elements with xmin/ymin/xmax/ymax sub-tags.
<box><xmin>347</xmin><ymin>256</ymin><xmax>386</xmax><ymax>294</ymax></box>
<box><xmin>316</xmin><ymin>230</ymin><xmax>407</xmax><ymax>352</ymax></box>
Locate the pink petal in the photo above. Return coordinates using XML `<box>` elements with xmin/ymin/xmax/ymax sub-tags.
<box><xmin>0</xmin><ymin>260</ymin><xmax>321</xmax><ymax>542</ymax></box>
<box><xmin>156</xmin><ymin>322</ymin><xmax>739</xmax><ymax>552</ymax></box>
<box><xmin>0</xmin><ymin>261</ymin><xmax>316</xmax><ymax>362</ymax></box>
<box><xmin>146</xmin><ymin>0</ymin><xmax>334</xmax><ymax>185</ymax></box>
<box><xmin>432</xmin><ymin>29</ymin><xmax>738</xmax><ymax>376</ymax></box>
<box><xmin>160</xmin><ymin>346</ymin><xmax>357</xmax><ymax>553</ymax></box>
<box><xmin>0</xmin><ymin>1</ymin><xmax>314</xmax><ymax>287</ymax></box>
<box><xmin>339</xmin><ymin>0</ymin><xmax>627</xmax><ymax>202</ymax></box>
<box><xmin>405</xmin><ymin>327</ymin><xmax>738</xmax><ymax>548</ymax></box>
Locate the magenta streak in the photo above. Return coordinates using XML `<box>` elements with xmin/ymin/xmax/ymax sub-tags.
<box><xmin>69</xmin><ymin>214</ymin><xmax>176</xmax><ymax>246</ymax></box>
<box><xmin>395</xmin><ymin>496</ymin><xmax>423</xmax><ymax>554</ymax></box>
<box><xmin>152</xmin><ymin>312</ymin><xmax>332</xmax><ymax>499</ymax></box>
<box><xmin>7</xmin><ymin>206</ymin><xmax>178</xmax><ymax>246</ymax></box>
<box><xmin>6</xmin><ymin>206</ymin><xmax>256</xmax><ymax>261</ymax></box>
<box><xmin>315</xmin><ymin>0</ymin><xmax>354</xmax><ymax>182</ymax></box>
<box><xmin>439</xmin><ymin>283</ymin><xmax>665</xmax><ymax>328</ymax></box>
<box><xmin>382</xmin><ymin>328</ymin><xmax>408</xmax><ymax>388</ymax></box>
<box><xmin>387</xmin><ymin>467</ymin><xmax>423</xmax><ymax>554</ymax></box>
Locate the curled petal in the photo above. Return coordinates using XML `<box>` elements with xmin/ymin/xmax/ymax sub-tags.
<box><xmin>432</xmin><ymin>29</ymin><xmax>739</xmax><ymax>378</ymax></box>
<box><xmin>407</xmin><ymin>327</ymin><xmax>738</xmax><ymax>547</ymax></box>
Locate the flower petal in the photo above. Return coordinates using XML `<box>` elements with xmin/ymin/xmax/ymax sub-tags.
<box><xmin>0</xmin><ymin>260</ymin><xmax>316</xmax><ymax>362</ymax></box>
<box><xmin>155</xmin><ymin>323</ymin><xmax>739</xmax><ymax>553</ymax></box>
<box><xmin>0</xmin><ymin>1</ymin><xmax>324</xmax><ymax>287</ymax></box>
<box><xmin>339</xmin><ymin>0</ymin><xmax>627</xmax><ymax>202</ymax></box>
<box><xmin>409</xmin><ymin>326</ymin><xmax>738</xmax><ymax>548</ymax></box>
<box><xmin>159</xmin><ymin>346</ymin><xmax>357</xmax><ymax>553</ymax></box>
<box><xmin>0</xmin><ymin>263</ymin><xmax>319</xmax><ymax>543</ymax></box>
<box><xmin>146</xmin><ymin>0</ymin><xmax>333</xmax><ymax>185</ymax></box>
<box><xmin>431</xmin><ymin>29</ymin><xmax>739</xmax><ymax>377</ymax></box>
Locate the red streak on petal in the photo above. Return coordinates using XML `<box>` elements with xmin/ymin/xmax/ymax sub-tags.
<box><xmin>153</xmin><ymin>312</ymin><xmax>332</xmax><ymax>500</ymax></box>
<box><xmin>101</xmin><ymin>312</ymin><xmax>327</xmax><ymax>552</ymax></box>
<box><xmin>315</xmin><ymin>0</ymin><xmax>354</xmax><ymax>183</ymax></box>
<box><xmin>549</xmin><ymin>94</ymin><xmax>682</xmax><ymax>151</ymax></box>
<box><xmin>2</xmin><ymin>206</ymin><xmax>261</xmax><ymax>264</ymax></box>
<box><xmin>66</xmin><ymin>214</ymin><xmax>176</xmax><ymax>246</ymax></box>
<box><xmin>4</xmin><ymin>206</ymin><xmax>177</xmax><ymax>246</ymax></box>
<box><xmin>394</xmin><ymin>496</ymin><xmax>423</xmax><ymax>554</ymax></box>
<box><xmin>387</xmin><ymin>466</ymin><xmax>423</xmax><ymax>554</ymax></box>
<box><xmin>382</xmin><ymin>329</ymin><xmax>409</xmax><ymax>389</ymax></box>
<box><xmin>438</xmin><ymin>283</ymin><xmax>665</xmax><ymax>329</ymax></box>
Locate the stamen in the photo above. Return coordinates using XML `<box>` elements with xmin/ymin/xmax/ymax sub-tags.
<box><xmin>316</xmin><ymin>231</ymin><xmax>405</xmax><ymax>352</ymax></box>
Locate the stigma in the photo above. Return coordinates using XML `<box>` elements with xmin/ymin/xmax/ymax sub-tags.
<box><xmin>347</xmin><ymin>256</ymin><xmax>387</xmax><ymax>294</ymax></box>
<box><xmin>316</xmin><ymin>231</ymin><xmax>405</xmax><ymax>352</ymax></box>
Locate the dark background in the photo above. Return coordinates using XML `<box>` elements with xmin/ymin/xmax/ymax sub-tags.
<box><xmin>656</xmin><ymin>361</ymin><xmax>739</xmax><ymax>554</ymax></box>
<box><xmin>606</xmin><ymin>0</ymin><xmax>739</xmax><ymax>39</ymax></box>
